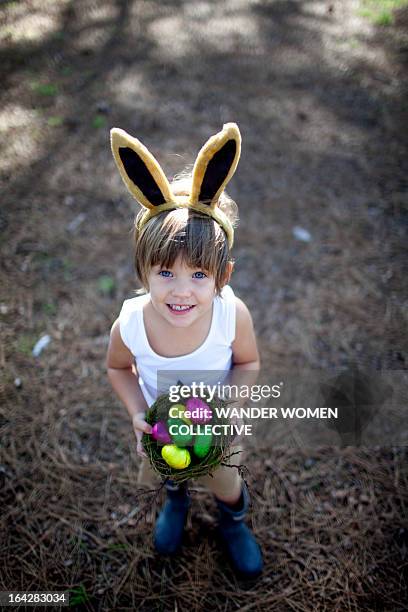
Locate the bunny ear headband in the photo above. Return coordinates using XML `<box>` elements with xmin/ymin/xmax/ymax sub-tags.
<box><xmin>110</xmin><ymin>123</ymin><xmax>241</xmax><ymax>249</ymax></box>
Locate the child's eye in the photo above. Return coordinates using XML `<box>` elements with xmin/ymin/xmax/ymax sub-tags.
<box><xmin>159</xmin><ymin>270</ymin><xmax>173</xmax><ymax>278</ymax></box>
<box><xmin>193</xmin><ymin>271</ymin><xmax>207</xmax><ymax>279</ymax></box>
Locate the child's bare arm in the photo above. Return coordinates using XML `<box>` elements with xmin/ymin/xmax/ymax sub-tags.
<box><xmin>232</xmin><ymin>297</ymin><xmax>261</xmax><ymax>371</ymax></box>
<box><xmin>229</xmin><ymin>298</ymin><xmax>261</xmax><ymax>435</ymax></box>
<box><xmin>106</xmin><ymin>319</ymin><xmax>152</xmax><ymax>457</ymax></box>
<box><xmin>230</xmin><ymin>298</ymin><xmax>261</xmax><ymax>403</ymax></box>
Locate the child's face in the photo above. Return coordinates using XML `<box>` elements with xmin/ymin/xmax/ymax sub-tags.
<box><xmin>147</xmin><ymin>255</ymin><xmax>218</xmax><ymax>329</ymax></box>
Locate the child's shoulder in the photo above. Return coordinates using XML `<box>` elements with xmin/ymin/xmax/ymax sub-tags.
<box><xmin>218</xmin><ymin>284</ymin><xmax>235</xmax><ymax>301</ymax></box>
<box><xmin>231</xmin><ymin>292</ymin><xmax>255</xmax><ymax>338</ymax></box>
<box><xmin>217</xmin><ymin>284</ymin><xmax>255</xmax><ymax>326</ymax></box>
<box><xmin>219</xmin><ymin>285</ymin><xmax>250</xmax><ymax>315</ymax></box>
<box><xmin>120</xmin><ymin>292</ymin><xmax>150</xmax><ymax>313</ymax></box>
<box><xmin>118</xmin><ymin>293</ymin><xmax>149</xmax><ymax>336</ymax></box>
<box><xmin>117</xmin><ymin>293</ymin><xmax>150</xmax><ymax>353</ymax></box>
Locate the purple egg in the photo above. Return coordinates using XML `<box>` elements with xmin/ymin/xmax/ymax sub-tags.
<box><xmin>185</xmin><ymin>397</ymin><xmax>213</xmax><ymax>424</ymax></box>
<box><xmin>151</xmin><ymin>421</ymin><xmax>172</xmax><ymax>444</ymax></box>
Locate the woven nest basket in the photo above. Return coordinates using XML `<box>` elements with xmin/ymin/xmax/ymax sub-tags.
<box><xmin>142</xmin><ymin>391</ymin><xmax>235</xmax><ymax>484</ymax></box>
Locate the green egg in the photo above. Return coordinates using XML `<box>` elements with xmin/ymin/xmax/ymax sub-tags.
<box><xmin>167</xmin><ymin>418</ymin><xmax>193</xmax><ymax>447</ymax></box>
<box><xmin>193</xmin><ymin>433</ymin><xmax>212</xmax><ymax>458</ymax></box>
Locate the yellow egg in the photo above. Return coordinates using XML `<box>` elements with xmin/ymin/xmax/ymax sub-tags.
<box><xmin>161</xmin><ymin>445</ymin><xmax>191</xmax><ymax>470</ymax></box>
<box><xmin>169</xmin><ymin>403</ymin><xmax>192</xmax><ymax>425</ymax></box>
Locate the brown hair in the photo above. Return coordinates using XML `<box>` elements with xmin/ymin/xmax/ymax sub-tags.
<box><xmin>133</xmin><ymin>174</ymin><xmax>238</xmax><ymax>295</ymax></box>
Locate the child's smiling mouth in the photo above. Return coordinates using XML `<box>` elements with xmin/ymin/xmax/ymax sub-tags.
<box><xmin>167</xmin><ymin>304</ymin><xmax>196</xmax><ymax>314</ymax></box>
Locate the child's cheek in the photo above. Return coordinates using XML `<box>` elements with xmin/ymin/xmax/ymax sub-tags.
<box><xmin>196</xmin><ymin>282</ymin><xmax>213</xmax><ymax>295</ymax></box>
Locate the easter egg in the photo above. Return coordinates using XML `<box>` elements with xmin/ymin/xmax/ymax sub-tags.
<box><xmin>185</xmin><ymin>397</ymin><xmax>213</xmax><ymax>424</ymax></box>
<box><xmin>167</xmin><ymin>418</ymin><xmax>193</xmax><ymax>447</ymax></box>
<box><xmin>169</xmin><ymin>403</ymin><xmax>192</xmax><ymax>425</ymax></box>
<box><xmin>151</xmin><ymin>421</ymin><xmax>172</xmax><ymax>445</ymax></box>
<box><xmin>193</xmin><ymin>433</ymin><xmax>212</xmax><ymax>458</ymax></box>
<box><xmin>161</xmin><ymin>445</ymin><xmax>191</xmax><ymax>469</ymax></box>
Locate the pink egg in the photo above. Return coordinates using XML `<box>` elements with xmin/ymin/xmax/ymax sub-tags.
<box><xmin>185</xmin><ymin>397</ymin><xmax>213</xmax><ymax>424</ymax></box>
<box><xmin>151</xmin><ymin>421</ymin><xmax>172</xmax><ymax>444</ymax></box>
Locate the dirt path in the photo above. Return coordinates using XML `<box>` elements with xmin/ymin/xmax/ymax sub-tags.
<box><xmin>1</xmin><ymin>1</ymin><xmax>407</xmax><ymax>610</ymax></box>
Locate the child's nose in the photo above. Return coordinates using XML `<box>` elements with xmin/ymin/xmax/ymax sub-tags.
<box><xmin>171</xmin><ymin>280</ymin><xmax>192</xmax><ymax>298</ymax></box>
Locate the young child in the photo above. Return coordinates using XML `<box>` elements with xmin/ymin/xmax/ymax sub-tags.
<box><xmin>106</xmin><ymin>123</ymin><xmax>263</xmax><ymax>579</ymax></box>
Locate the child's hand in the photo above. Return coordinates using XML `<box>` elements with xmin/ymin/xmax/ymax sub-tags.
<box><xmin>228</xmin><ymin>400</ymin><xmax>244</xmax><ymax>446</ymax></box>
<box><xmin>132</xmin><ymin>412</ymin><xmax>152</xmax><ymax>458</ymax></box>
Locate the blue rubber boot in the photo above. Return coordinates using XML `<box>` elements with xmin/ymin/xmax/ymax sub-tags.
<box><xmin>154</xmin><ymin>480</ymin><xmax>190</xmax><ymax>555</ymax></box>
<box><xmin>216</xmin><ymin>482</ymin><xmax>263</xmax><ymax>579</ymax></box>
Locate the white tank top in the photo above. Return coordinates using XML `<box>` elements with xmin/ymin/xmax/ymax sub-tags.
<box><xmin>118</xmin><ymin>284</ymin><xmax>237</xmax><ymax>407</ymax></box>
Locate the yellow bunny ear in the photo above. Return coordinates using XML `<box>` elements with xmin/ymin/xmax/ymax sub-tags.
<box><xmin>190</xmin><ymin>123</ymin><xmax>241</xmax><ymax>207</ymax></box>
<box><xmin>110</xmin><ymin>128</ymin><xmax>174</xmax><ymax>209</ymax></box>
